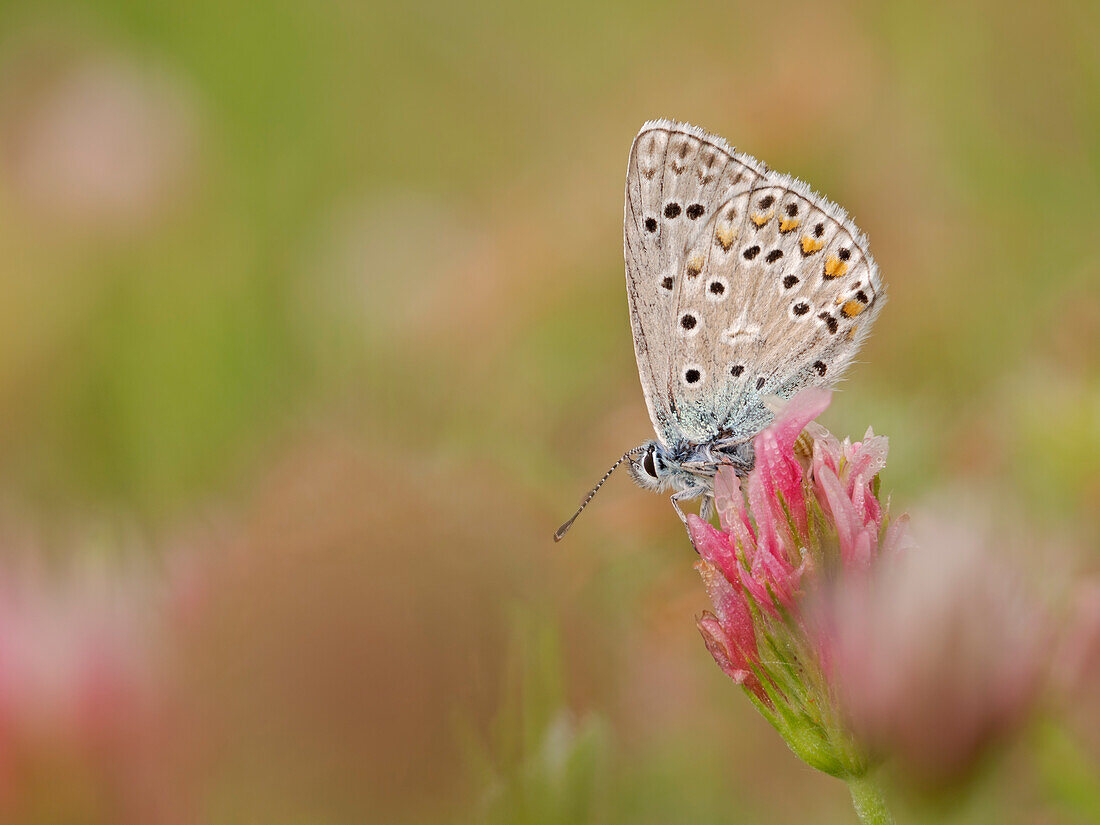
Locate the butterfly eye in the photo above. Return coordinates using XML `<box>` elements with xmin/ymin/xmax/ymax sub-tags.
<box><xmin>643</xmin><ymin>447</ymin><xmax>658</xmax><ymax>479</ymax></box>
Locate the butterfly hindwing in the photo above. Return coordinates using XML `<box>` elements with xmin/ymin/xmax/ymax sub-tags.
<box><xmin>668</xmin><ymin>170</ymin><xmax>884</xmax><ymax>446</ymax></box>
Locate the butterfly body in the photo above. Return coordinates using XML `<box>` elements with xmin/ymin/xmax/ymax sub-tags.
<box><xmin>626</xmin><ymin>437</ymin><xmax>753</xmax><ymax>510</ymax></box>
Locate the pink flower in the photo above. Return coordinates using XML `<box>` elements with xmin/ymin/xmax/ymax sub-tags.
<box><xmin>690</xmin><ymin>389</ymin><xmax>911</xmax><ymax>782</ymax></box>
<box><xmin>747</xmin><ymin>388</ymin><xmax>830</xmax><ymax>540</ymax></box>
<box><xmin>693</xmin><ymin>388</ymin><xmax>896</xmax><ymax>632</ymax></box>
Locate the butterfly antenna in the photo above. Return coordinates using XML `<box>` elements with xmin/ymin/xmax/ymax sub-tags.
<box><xmin>554</xmin><ymin>447</ymin><xmax>645</xmax><ymax>542</ymax></box>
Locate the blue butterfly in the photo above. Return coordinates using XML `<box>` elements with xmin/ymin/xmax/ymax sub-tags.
<box><xmin>556</xmin><ymin>120</ymin><xmax>882</xmax><ymax>540</ymax></box>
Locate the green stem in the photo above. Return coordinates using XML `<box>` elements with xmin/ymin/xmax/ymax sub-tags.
<box><xmin>846</xmin><ymin>775</ymin><xmax>894</xmax><ymax>825</ymax></box>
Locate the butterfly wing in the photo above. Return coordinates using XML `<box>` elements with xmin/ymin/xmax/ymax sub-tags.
<box><xmin>669</xmin><ymin>152</ymin><xmax>884</xmax><ymax>446</ymax></box>
<box><xmin>623</xmin><ymin>120</ymin><xmax>767</xmax><ymax>448</ymax></box>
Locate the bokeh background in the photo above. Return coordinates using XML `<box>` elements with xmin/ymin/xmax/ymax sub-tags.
<box><xmin>0</xmin><ymin>0</ymin><xmax>1097</xmax><ymax>822</ymax></box>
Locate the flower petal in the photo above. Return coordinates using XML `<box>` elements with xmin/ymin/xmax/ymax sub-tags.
<box><xmin>688</xmin><ymin>516</ymin><xmax>739</xmax><ymax>586</ymax></box>
<box><xmin>815</xmin><ymin>464</ymin><xmax>863</xmax><ymax>567</ymax></box>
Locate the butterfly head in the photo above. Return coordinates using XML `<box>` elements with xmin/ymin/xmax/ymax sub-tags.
<box><xmin>627</xmin><ymin>440</ymin><xmax>690</xmax><ymax>493</ymax></box>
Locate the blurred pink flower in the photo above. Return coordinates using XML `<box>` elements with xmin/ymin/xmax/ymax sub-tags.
<box><xmin>816</xmin><ymin>513</ymin><xmax>1049</xmax><ymax>787</ymax></box>
<box><xmin>0</xmin><ymin>44</ymin><xmax>200</xmax><ymax>233</ymax></box>
<box><xmin>0</xmin><ymin>559</ymin><xmax>194</xmax><ymax>824</ymax></box>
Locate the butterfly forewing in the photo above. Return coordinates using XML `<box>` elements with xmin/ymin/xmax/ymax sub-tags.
<box><xmin>625</xmin><ymin>120</ymin><xmax>884</xmax><ymax>451</ymax></box>
<box><xmin>624</xmin><ymin>120</ymin><xmax>765</xmax><ymax>447</ymax></box>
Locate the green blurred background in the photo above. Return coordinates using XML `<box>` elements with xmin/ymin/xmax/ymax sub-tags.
<box><xmin>0</xmin><ymin>0</ymin><xmax>1097</xmax><ymax>822</ymax></box>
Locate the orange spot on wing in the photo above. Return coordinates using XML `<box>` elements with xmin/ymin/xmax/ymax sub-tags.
<box><xmin>800</xmin><ymin>236</ymin><xmax>824</xmax><ymax>255</ymax></box>
<box><xmin>823</xmin><ymin>256</ymin><xmax>848</xmax><ymax>279</ymax></box>
<box><xmin>715</xmin><ymin>226</ymin><xmax>737</xmax><ymax>251</ymax></box>
<box><xmin>750</xmin><ymin>210</ymin><xmax>774</xmax><ymax>227</ymax></box>
<box><xmin>779</xmin><ymin>218</ymin><xmax>800</xmax><ymax>234</ymax></box>
<box><xmin>841</xmin><ymin>300</ymin><xmax>865</xmax><ymax>317</ymax></box>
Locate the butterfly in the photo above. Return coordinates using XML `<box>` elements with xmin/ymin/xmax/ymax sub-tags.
<box><xmin>555</xmin><ymin>120</ymin><xmax>884</xmax><ymax>541</ymax></box>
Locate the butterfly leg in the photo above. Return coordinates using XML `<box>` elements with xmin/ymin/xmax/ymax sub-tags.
<box><xmin>670</xmin><ymin>493</ymin><xmax>688</xmax><ymax>527</ymax></box>
<box><xmin>670</xmin><ymin>487</ymin><xmax>710</xmax><ymax>521</ymax></box>
<box><xmin>670</xmin><ymin>487</ymin><xmax>709</xmax><ymax>554</ymax></box>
